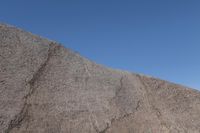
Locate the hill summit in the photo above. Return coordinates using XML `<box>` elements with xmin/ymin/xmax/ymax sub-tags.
<box><xmin>0</xmin><ymin>24</ymin><xmax>200</xmax><ymax>133</ymax></box>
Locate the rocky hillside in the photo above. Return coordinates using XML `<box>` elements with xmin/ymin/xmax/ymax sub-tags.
<box><xmin>0</xmin><ymin>24</ymin><xmax>200</xmax><ymax>133</ymax></box>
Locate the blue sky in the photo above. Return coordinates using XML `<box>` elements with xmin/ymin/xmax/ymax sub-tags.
<box><xmin>0</xmin><ymin>0</ymin><xmax>200</xmax><ymax>90</ymax></box>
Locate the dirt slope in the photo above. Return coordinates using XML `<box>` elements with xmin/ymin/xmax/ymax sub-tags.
<box><xmin>0</xmin><ymin>24</ymin><xmax>200</xmax><ymax>133</ymax></box>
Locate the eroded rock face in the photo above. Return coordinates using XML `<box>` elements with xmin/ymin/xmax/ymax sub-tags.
<box><xmin>0</xmin><ymin>23</ymin><xmax>200</xmax><ymax>133</ymax></box>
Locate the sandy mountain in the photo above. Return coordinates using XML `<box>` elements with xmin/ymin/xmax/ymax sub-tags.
<box><xmin>0</xmin><ymin>24</ymin><xmax>200</xmax><ymax>133</ymax></box>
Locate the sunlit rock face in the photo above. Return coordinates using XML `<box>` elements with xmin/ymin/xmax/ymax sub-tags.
<box><xmin>0</xmin><ymin>23</ymin><xmax>200</xmax><ymax>133</ymax></box>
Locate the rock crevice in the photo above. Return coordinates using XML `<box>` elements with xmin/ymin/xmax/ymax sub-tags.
<box><xmin>136</xmin><ymin>74</ymin><xmax>170</xmax><ymax>130</ymax></box>
<box><xmin>5</xmin><ymin>43</ymin><xmax>60</xmax><ymax>133</ymax></box>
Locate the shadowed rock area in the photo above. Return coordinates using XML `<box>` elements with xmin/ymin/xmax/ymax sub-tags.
<box><xmin>0</xmin><ymin>23</ymin><xmax>200</xmax><ymax>133</ymax></box>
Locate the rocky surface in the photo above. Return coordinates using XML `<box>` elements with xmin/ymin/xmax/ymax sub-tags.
<box><xmin>0</xmin><ymin>23</ymin><xmax>200</xmax><ymax>133</ymax></box>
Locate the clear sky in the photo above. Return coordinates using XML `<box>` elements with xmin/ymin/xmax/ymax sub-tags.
<box><xmin>0</xmin><ymin>0</ymin><xmax>200</xmax><ymax>90</ymax></box>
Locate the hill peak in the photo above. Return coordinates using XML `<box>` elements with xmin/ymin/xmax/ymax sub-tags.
<box><xmin>0</xmin><ymin>24</ymin><xmax>199</xmax><ymax>133</ymax></box>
